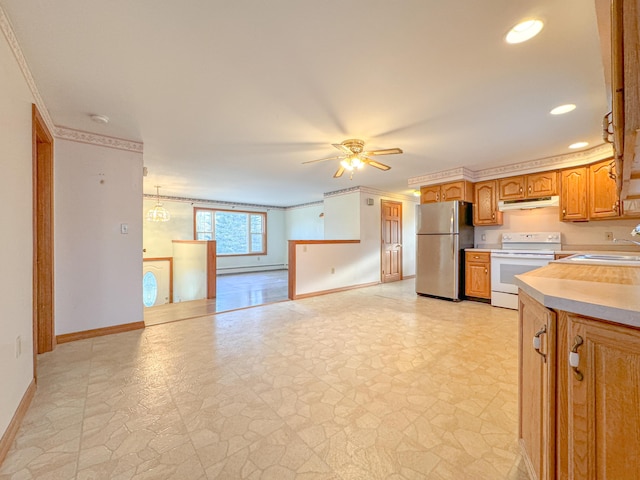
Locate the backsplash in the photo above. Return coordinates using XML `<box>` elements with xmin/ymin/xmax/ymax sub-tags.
<box><xmin>474</xmin><ymin>207</ymin><xmax>640</xmax><ymax>251</ymax></box>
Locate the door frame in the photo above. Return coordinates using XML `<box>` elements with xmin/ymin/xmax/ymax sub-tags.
<box><xmin>143</xmin><ymin>257</ymin><xmax>174</xmax><ymax>304</ymax></box>
<box><xmin>380</xmin><ymin>199</ymin><xmax>403</xmax><ymax>283</ymax></box>
<box><xmin>32</xmin><ymin>104</ymin><xmax>55</xmax><ymax>373</ymax></box>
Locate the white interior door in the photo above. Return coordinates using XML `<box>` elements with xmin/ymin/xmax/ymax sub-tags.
<box><xmin>143</xmin><ymin>260</ymin><xmax>171</xmax><ymax>307</ymax></box>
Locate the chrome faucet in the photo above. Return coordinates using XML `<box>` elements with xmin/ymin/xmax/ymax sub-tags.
<box><xmin>613</xmin><ymin>223</ymin><xmax>640</xmax><ymax>246</ymax></box>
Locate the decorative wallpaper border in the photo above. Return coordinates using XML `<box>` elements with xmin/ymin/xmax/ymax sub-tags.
<box><xmin>55</xmin><ymin>126</ymin><xmax>143</xmax><ymax>153</ymax></box>
<box><xmin>408</xmin><ymin>144</ymin><xmax>614</xmax><ymax>187</ymax></box>
<box><xmin>0</xmin><ymin>5</ymin><xmax>54</xmax><ymax>133</ymax></box>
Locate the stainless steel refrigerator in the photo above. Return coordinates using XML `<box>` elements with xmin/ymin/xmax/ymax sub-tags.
<box><xmin>416</xmin><ymin>201</ymin><xmax>474</xmax><ymax>300</ymax></box>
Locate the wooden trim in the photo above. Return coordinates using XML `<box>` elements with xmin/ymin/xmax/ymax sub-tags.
<box><xmin>143</xmin><ymin>257</ymin><xmax>173</xmax><ymax>303</ymax></box>
<box><xmin>172</xmin><ymin>240</ymin><xmax>209</xmax><ymax>244</ymax></box>
<box><xmin>206</xmin><ymin>241</ymin><xmax>217</xmax><ymax>299</ymax></box>
<box><xmin>292</xmin><ymin>281</ymin><xmax>380</xmax><ymax>300</ymax></box>
<box><xmin>0</xmin><ymin>379</ymin><xmax>36</xmax><ymax>466</ymax></box>
<box><xmin>289</xmin><ymin>240</ymin><xmax>360</xmax><ymax>245</ymax></box>
<box><xmin>32</xmin><ymin>104</ymin><xmax>55</xmax><ymax>368</ymax></box>
<box><xmin>630</xmin><ymin>172</ymin><xmax>640</xmax><ymax>180</ymax></box>
<box><xmin>56</xmin><ymin>321</ymin><xmax>145</xmax><ymax>344</ymax></box>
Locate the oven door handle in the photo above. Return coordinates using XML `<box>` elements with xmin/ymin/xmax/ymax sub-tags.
<box><xmin>491</xmin><ymin>253</ymin><xmax>554</xmax><ymax>260</ymax></box>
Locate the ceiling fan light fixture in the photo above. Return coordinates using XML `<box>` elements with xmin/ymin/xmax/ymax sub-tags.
<box><xmin>340</xmin><ymin>159</ymin><xmax>354</xmax><ymax>171</ymax></box>
<box><xmin>506</xmin><ymin>19</ymin><xmax>544</xmax><ymax>44</ymax></box>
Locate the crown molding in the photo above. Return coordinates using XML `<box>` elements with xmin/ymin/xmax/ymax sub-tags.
<box><xmin>408</xmin><ymin>144</ymin><xmax>614</xmax><ymax>187</ymax></box>
<box><xmin>0</xmin><ymin>5</ymin><xmax>55</xmax><ymax>133</ymax></box>
<box><xmin>55</xmin><ymin>126</ymin><xmax>143</xmax><ymax>153</ymax></box>
<box><xmin>143</xmin><ymin>194</ymin><xmax>286</xmax><ymax>211</ymax></box>
<box><xmin>358</xmin><ymin>185</ymin><xmax>419</xmax><ymax>202</ymax></box>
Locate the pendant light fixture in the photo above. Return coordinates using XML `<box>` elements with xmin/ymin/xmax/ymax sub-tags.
<box><xmin>146</xmin><ymin>185</ymin><xmax>170</xmax><ymax>222</ymax></box>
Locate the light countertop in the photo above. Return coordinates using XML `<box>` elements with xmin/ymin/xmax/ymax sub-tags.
<box><xmin>514</xmin><ymin>262</ymin><xmax>640</xmax><ymax>328</ymax></box>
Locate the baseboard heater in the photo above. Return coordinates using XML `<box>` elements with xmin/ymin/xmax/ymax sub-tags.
<box><xmin>217</xmin><ymin>264</ymin><xmax>287</xmax><ymax>275</ymax></box>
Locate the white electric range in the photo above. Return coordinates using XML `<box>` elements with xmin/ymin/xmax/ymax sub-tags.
<box><xmin>490</xmin><ymin>232</ymin><xmax>562</xmax><ymax>309</ymax></box>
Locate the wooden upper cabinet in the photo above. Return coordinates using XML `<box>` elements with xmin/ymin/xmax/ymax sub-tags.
<box><xmin>473</xmin><ymin>180</ymin><xmax>503</xmax><ymax>225</ymax></box>
<box><xmin>420</xmin><ymin>181</ymin><xmax>473</xmax><ymax>204</ymax></box>
<box><xmin>527</xmin><ymin>171</ymin><xmax>558</xmax><ymax>197</ymax></box>
<box><xmin>589</xmin><ymin>159</ymin><xmax>620</xmax><ymax>219</ymax></box>
<box><xmin>499</xmin><ymin>172</ymin><xmax>557</xmax><ymax>200</ymax></box>
<box><xmin>498</xmin><ymin>176</ymin><xmax>526</xmax><ymax>200</ymax></box>
<box><xmin>441</xmin><ymin>181</ymin><xmax>473</xmax><ymax>202</ymax></box>
<box><xmin>560</xmin><ymin>167</ymin><xmax>589</xmax><ymax>221</ymax></box>
<box><xmin>420</xmin><ymin>185</ymin><xmax>441</xmax><ymax>204</ymax></box>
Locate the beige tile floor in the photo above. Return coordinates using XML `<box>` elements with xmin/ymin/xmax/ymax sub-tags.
<box><xmin>0</xmin><ymin>280</ymin><xmax>529</xmax><ymax>479</ymax></box>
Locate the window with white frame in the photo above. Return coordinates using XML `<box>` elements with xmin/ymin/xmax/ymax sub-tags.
<box><xmin>194</xmin><ymin>208</ymin><xmax>266</xmax><ymax>255</ymax></box>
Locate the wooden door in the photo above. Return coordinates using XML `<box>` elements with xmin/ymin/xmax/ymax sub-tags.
<box><xmin>567</xmin><ymin>314</ymin><xmax>640</xmax><ymax>479</ymax></box>
<box><xmin>32</xmin><ymin>105</ymin><xmax>55</xmax><ymax>359</ymax></box>
<box><xmin>143</xmin><ymin>258</ymin><xmax>173</xmax><ymax>306</ymax></box>
<box><xmin>519</xmin><ymin>292</ymin><xmax>556</xmax><ymax>480</ymax></box>
<box><xmin>527</xmin><ymin>171</ymin><xmax>557</xmax><ymax>198</ymax></box>
<box><xmin>560</xmin><ymin>167</ymin><xmax>588</xmax><ymax>221</ymax></box>
<box><xmin>381</xmin><ymin>200</ymin><xmax>402</xmax><ymax>283</ymax></box>
<box><xmin>473</xmin><ymin>180</ymin><xmax>502</xmax><ymax>225</ymax></box>
<box><xmin>589</xmin><ymin>160</ymin><xmax>620</xmax><ymax>219</ymax></box>
<box><xmin>498</xmin><ymin>176</ymin><xmax>526</xmax><ymax>200</ymax></box>
<box><xmin>420</xmin><ymin>185</ymin><xmax>440</xmax><ymax>204</ymax></box>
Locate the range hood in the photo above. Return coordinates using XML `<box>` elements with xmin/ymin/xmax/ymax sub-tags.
<box><xmin>498</xmin><ymin>196</ymin><xmax>560</xmax><ymax>211</ymax></box>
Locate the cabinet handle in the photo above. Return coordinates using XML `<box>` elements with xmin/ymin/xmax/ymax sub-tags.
<box><xmin>436</xmin><ymin>193</ymin><xmax>439</xmax><ymax>201</ymax></box>
<box><xmin>484</xmin><ymin>268</ymin><xmax>488</xmax><ymax>274</ymax></box>
<box><xmin>562</xmin><ymin>209</ymin><xmax>566</xmax><ymax>217</ymax></box>
<box><xmin>442</xmin><ymin>193</ymin><xmax>446</xmax><ymax>200</ymax></box>
<box><xmin>519</xmin><ymin>187</ymin><xmax>523</xmax><ymax>193</ymax></box>
<box><xmin>569</xmin><ymin>335</ymin><xmax>584</xmax><ymax>381</ymax></box>
<box><xmin>528</xmin><ymin>185</ymin><xmax>532</xmax><ymax>194</ymax></box>
<box><xmin>491</xmin><ymin>212</ymin><xmax>495</xmax><ymax>219</ymax></box>
<box><xmin>533</xmin><ymin>325</ymin><xmax>547</xmax><ymax>362</ymax></box>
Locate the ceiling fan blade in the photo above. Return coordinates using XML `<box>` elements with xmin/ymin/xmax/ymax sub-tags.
<box><xmin>366</xmin><ymin>159</ymin><xmax>391</xmax><ymax>171</ymax></box>
<box><xmin>332</xmin><ymin>143</ymin><xmax>353</xmax><ymax>154</ymax></box>
<box><xmin>302</xmin><ymin>155</ymin><xmax>344</xmax><ymax>164</ymax></box>
<box><xmin>333</xmin><ymin>166</ymin><xmax>345</xmax><ymax>178</ymax></box>
<box><xmin>363</xmin><ymin>148</ymin><xmax>403</xmax><ymax>156</ymax></box>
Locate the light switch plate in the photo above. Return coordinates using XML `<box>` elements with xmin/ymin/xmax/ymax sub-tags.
<box><xmin>121</xmin><ymin>223</ymin><xmax>128</xmax><ymax>234</ymax></box>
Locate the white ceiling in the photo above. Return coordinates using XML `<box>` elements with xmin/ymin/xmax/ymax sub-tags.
<box><xmin>2</xmin><ymin>0</ymin><xmax>608</xmax><ymax>207</ymax></box>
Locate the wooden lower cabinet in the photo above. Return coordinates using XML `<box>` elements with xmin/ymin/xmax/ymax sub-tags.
<box><xmin>464</xmin><ymin>251</ymin><xmax>491</xmax><ymax>299</ymax></box>
<box><xmin>519</xmin><ymin>292</ymin><xmax>556</xmax><ymax>480</ymax></box>
<box><xmin>519</xmin><ymin>293</ymin><xmax>640</xmax><ymax>479</ymax></box>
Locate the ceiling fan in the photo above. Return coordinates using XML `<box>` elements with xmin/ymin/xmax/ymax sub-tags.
<box><xmin>302</xmin><ymin>139</ymin><xmax>403</xmax><ymax>178</ymax></box>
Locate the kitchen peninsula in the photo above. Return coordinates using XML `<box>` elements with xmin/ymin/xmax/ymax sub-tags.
<box><xmin>514</xmin><ymin>259</ymin><xmax>640</xmax><ymax>479</ymax></box>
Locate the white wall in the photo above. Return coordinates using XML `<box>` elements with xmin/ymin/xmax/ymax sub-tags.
<box><xmin>172</xmin><ymin>242</ymin><xmax>208</xmax><ymax>302</ymax></box>
<box><xmin>285</xmin><ymin>203</ymin><xmax>324</xmax><ymax>240</ymax></box>
<box><xmin>0</xmin><ymin>26</ymin><xmax>36</xmax><ymax>440</ymax></box>
<box><xmin>55</xmin><ymin>140</ymin><xmax>143</xmax><ymax>334</ymax></box>
<box><xmin>143</xmin><ymin>199</ymin><xmax>287</xmax><ymax>273</ymax></box>
<box><xmin>475</xmin><ymin>207</ymin><xmax>640</xmax><ymax>250</ymax></box>
<box><xmin>324</xmin><ymin>192</ymin><xmax>361</xmax><ymax>240</ymax></box>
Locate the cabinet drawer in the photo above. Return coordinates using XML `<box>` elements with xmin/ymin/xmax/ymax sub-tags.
<box><xmin>467</xmin><ymin>251</ymin><xmax>490</xmax><ymax>262</ymax></box>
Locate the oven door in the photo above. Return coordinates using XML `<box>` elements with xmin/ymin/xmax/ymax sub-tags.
<box><xmin>491</xmin><ymin>253</ymin><xmax>552</xmax><ymax>295</ymax></box>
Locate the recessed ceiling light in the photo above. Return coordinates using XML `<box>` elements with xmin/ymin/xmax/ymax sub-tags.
<box><xmin>90</xmin><ymin>114</ymin><xmax>109</xmax><ymax>124</ymax></box>
<box><xmin>506</xmin><ymin>19</ymin><xmax>544</xmax><ymax>44</ymax></box>
<box><xmin>550</xmin><ymin>104</ymin><xmax>576</xmax><ymax>115</ymax></box>
<box><xmin>569</xmin><ymin>141</ymin><xmax>589</xmax><ymax>149</ymax></box>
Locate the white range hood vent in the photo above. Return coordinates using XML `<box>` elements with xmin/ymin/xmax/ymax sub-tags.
<box><xmin>498</xmin><ymin>195</ymin><xmax>560</xmax><ymax>211</ymax></box>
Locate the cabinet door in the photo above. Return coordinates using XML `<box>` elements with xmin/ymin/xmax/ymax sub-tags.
<box><xmin>567</xmin><ymin>314</ymin><xmax>640</xmax><ymax>479</ymax></box>
<box><xmin>420</xmin><ymin>185</ymin><xmax>441</xmax><ymax>204</ymax></box>
<box><xmin>442</xmin><ymin>181</ymin><xmax>473</xmax><ymax>202</ymax></box>
<box><xmin>498</xmin><ymin>176</ymin><xmax>526</xmax><ymax>200</ymax></box>
<box><xmin>527</xmin><ymin>171</ymin><xmax>557</xmax><ymax>198</ymax></box>
<box><xmin>560</xmin><ymin>167</ymin><xmax>588</xmax><ymax>221</ymax></box>
<box><xmin>519</xmin><ymin>291</ymin><xmax>556</xmax><ymax>480</ymax></box>
<box><xmin>464</xmin><ymin>252</ymin><xmax>490</xmax><ymax>298</ymax></box>
<box><xmin>589</xmin><ymin>160</ymin><xmax>620</xmax><ymax>219</ymax></box>
<box><xmin>473</xmin><ymin>180</ymin><xmax>503</xmax><ymax>225</ymax></box>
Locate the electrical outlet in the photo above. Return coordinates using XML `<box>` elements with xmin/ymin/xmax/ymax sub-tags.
<box><xmin>481</xmin><ymin>233</ymin><xmax>487</xmax><ymax>241</ymax></box>
<box><xmin>15</xmin><ymin>336</ymin><xmax>21</xmax><ymax>358</ymax></box>
<box><xmin>605</xmin><ymin>231</ymin><xmax>613</xmax><ymax>241</ymax></box>
<box><xmin>120</xmin><ymin>223</ymin><xmax>128</xmax><ymax>234</ymax></box>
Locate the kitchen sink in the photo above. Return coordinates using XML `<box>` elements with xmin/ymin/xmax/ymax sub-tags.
<box><xmin>559</xmin><ymin>253</ymin><xmax>640</xmax><ymax>266</ymax></box>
